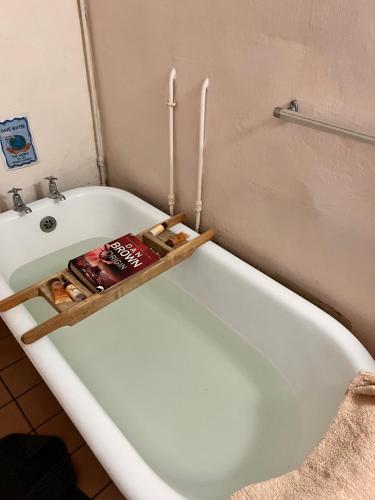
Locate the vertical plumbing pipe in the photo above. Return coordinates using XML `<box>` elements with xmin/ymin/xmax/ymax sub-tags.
<box><xmin>77</xmin><ymin>0</ymin><xmax>107</xmax><ymax>185</ymax></box>
<box><xmin>167</xmin><ymin>68</ymin><xmax>177</xmax><ymax>216</ymax></box>
<box><xmin>195</xmin><ymin>78</ymin><xmax>209</xmax><ymax>233</ymax></box>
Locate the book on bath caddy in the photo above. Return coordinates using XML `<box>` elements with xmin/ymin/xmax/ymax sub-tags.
<box><xmin>68</xmin><ymin>234</ymin><xmax>161</xmax><ymax>293</ymax></box>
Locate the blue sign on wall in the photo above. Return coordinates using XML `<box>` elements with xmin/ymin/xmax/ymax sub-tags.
<box><xmin>0</xmin><ymin>116</ymin><xmax>37</xmax><ymax>170</ymax></box>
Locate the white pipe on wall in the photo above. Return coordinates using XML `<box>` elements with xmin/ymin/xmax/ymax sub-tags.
<box><xmin>77</xmin><ymin>0</ymin><xmax>107</xmax><ymax>186</ymax></box>
<box><xmin>166</xmin><ymin>68</ymin><xmax>177</xmax><ymax>216</ymax></box>
<box><xmin>195</xmin><ymin>78</ymin><xmax>209</xmax><ymax>233</ymax></box>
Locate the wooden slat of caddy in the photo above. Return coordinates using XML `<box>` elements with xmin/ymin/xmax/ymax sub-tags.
<box><xmin>0</xmin><ymin>213</ymin><xmax>215</xmax><ymax>345</ymax></box>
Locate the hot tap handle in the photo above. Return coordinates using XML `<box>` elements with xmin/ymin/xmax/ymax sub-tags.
<box><xmin>45</xmin><ymin>176</ymin><xmax>58</xmax><ymax>181</ymax></box>
<box><xmin>8</xmin><ymin>187</ymin><xmax>22</xmax><ymax>194</ymax></box>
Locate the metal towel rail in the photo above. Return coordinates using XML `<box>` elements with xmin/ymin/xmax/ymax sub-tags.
<box><xmin>273</xmin><ymin>100</ymin><xmax>375</xmax><ymax>146</ymax></box>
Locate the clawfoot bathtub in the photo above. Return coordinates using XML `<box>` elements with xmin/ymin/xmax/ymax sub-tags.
<box><xmin>0</xmin><ymin>187</ymin><xmax>374</xmax><ymax>500</ymax></box>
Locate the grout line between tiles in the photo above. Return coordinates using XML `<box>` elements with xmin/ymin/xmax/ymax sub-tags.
<box><xmin>69</xmin><ymin>438</ymin><xmax>88</xmax><ymax>457</ymax></box>
<box><xmin>91</xmin><ymin>480</ymin><xmax>113</xmax><ymax>499</ymax></box>
<box><xmin>0</xmin><ymin>378</ymin><xmax>62</xmax><ymax>432</ymax></box>
<box><xmin>68</xmin><ymin>441</ymin><xmax>86</xmax><ymax>455</ymax></box>
<box><xmin>0</xmin><ymin>378</ymin><xmax>13</xmax><ymax>410</ymax></box>
<box><xmin>1</xmin><ymin>380</ymin><xmax>44</xmax><ymax>401</ymax></box>
<box><xmin>30</xmin><ymin>408</ymin><xmax>62</xmax><ymax>431</ymax></box>
<box><xmin>35</xmin><ymin>413</ymin><xmax>85</xmax><ymax>455</ymax></box>
<box><xmin>0</xmin><ymin>397</ymin><xmax>13</xmax><ymax>411</ymax></box>
<box><xmin>0</xmin><ymin>354</ymin><xmax>26</xmax><ymax>372</ymax></box>
<box><xmin>69</xmin><ymin>442</ymin><xmax>87</xmax><ymax>457</ymax></box>
<box><xmin>8</xmin><ymin>379</ymin><xmax>44</xmax><ymax>399</ymax></box>
<box><xmin>35</xmin><ymin>411</ymin><xmax>85</xmax><ymax>454</ymax></box>
<box><xmin>0</xmin><ymin>377</ymin><xmax>35</xmax><ymax>431</ymax></box>
<box><xmin>0</xmin><ymin>348</ymin><xmax>94</xmax><ymax>487</ymax></box>
<box><xmin>12</xmin><ymin>397</ymin><xmax>36</xmax><ymax>432</ymax></box>
<box><xmin>0</xmin><ymin>383</ymin><xmax>64</xmax><ymax>434</ymax></box>
<box><xmin>34</xmin><ymin>409</ymin><xmax>64</xmax><ymax>432</ymax></box>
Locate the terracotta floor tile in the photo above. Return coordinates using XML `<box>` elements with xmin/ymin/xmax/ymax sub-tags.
<box><xmin>1</xmin><ymin>356</ymin><xmax>42</xmax><ymax>397</ymax></box>
<box><xmin>71</xmin><ymin>445</ymin><xmax>110</xmax><ymax>498</ymax></box>
<box><xmin>36</xmin><ymin>411</ymin><xmax>84</xmax><ymax>453</ymax></box>
<box><xmin>0</xmin><ymin>379</ymin><xmax>11</xmax><ymax>407</ymax></box>
<box><xmin>0</xmin><ymin>335</ymin><xmax>25</xmax><ymax>369</ymax></box>
<box><xmin>94</xmin><ymin>483</ymin><xmax>125</xmax><ymax>499</ymax></box>
<box><xmin>0</xmin><ymin>401</ymin><xmax>31</xmax><ymax>437</ymax></box>
<box><xmin>17</xmin><ymin>382</ymin><xmax>61</xmax><ymax>428</ymax></box>
<box><xmin>0</xmin><ymin>319</ymin><xmax>10</xmax><ymax>339</ymax></box>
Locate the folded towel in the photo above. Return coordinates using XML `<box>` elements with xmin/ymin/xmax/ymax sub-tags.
<box><xmin>230</xmin><ymin>371</ymin><xmax>375</xmax><ymax>500</ymax></box>
<box><xmin>349</xmin><ymin>371</ymin><xmax>375</xmax><ymax>396</ymax></box>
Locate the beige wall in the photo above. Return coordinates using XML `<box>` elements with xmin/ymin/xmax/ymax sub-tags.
<box><xmin>87</xmin><ymin>0</ymin><xmax>375</xmax><ymax>356</ymax></box>
<box><xmin>0</xmin><ymin>0</ymin><xmax>99</xmax><ymax>212</ymax></box>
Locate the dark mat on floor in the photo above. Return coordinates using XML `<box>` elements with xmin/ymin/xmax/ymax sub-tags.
<box><xmin>0</xmin><ymin>433</ymin><xmax>89</xmax><ymax>500</ymax></box>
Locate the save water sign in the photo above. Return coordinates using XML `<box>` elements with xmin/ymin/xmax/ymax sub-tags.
<box><xmin>0</xmin><ymin>116</ymin><xmax>37</xmax><ymax>170</ymax></box>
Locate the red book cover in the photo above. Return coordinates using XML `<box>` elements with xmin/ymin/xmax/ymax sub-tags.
<box><xmin>68</xmin><ymin>234</ymin><xmax>160</xmax><ymax>292</ymax></box>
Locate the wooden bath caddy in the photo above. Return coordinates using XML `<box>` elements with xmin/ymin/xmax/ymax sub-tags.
<box><xmin>0</xmin><ymin>213</ymin><xmax>215</xmax><ymax>345</ymax></box>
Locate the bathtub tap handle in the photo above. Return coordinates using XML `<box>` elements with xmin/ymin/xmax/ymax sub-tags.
<box><xmin>8</xmin><ymin>187</ymin><xmax>22</xmax><ymax>194</ymax></box>
<box><xmin>45</xmin><ymin>176</ymin><xmax>66</xmax><ymax>201</ymax></box>
<box><xmin>7</xmin><ymin>187</ymin><xmax>32</xmax><ymax>214</ymax></box>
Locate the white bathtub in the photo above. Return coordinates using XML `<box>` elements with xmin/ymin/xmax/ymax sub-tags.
<box><xmin>0</xmin><ymin>186</ymin><xmax>374</xmax><ymax>500</ymax></box>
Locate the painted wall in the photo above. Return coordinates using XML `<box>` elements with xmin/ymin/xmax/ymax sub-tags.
<box><xmin>0</xmin><ymin>0</ymin><xmax>99</xmax><ymax>212</ymax></box>
<box><xmin>87</xmin><ymin>0</ymin><xmax>375</xmax><ymax>356</ymax></box>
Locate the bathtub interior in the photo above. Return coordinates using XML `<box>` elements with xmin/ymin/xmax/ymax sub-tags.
<box><xmin>1</xmin><ymin>188</ymin><xmax>374</xmax><ymax>499</ymax></box>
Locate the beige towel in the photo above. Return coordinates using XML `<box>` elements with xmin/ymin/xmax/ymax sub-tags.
<box><xmin>231</xmin><ymin>371</ymin><xmax>375</xmax><ymax>500</ymax></box>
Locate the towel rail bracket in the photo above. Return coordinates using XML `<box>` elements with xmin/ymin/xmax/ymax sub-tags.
<box><xmin>273</xmin><ymin>99</ymin><xmax>375</xmax><ymax>146</ymax></box>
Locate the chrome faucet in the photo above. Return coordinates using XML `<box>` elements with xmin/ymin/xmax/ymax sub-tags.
<box><xmin>7</xmin><ymin>188</ymin><xmax>32</xmax><ymax>214</ymax></box>
<box><xmin>45</xmin><ymin>176</ymin><xmax>66</xmax><ymax>201</ymax></box>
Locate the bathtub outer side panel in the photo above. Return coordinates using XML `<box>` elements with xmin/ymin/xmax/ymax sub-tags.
<box><xmin>0</xmin><ymin>186</ymin><xmax>374</xmax><ymax>499</ymax></box>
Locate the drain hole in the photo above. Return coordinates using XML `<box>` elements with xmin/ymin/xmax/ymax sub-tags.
<box><xmin>40</xmin><ymin>216</ymin><xmax>57</xmax><ymax>233</ymax></box>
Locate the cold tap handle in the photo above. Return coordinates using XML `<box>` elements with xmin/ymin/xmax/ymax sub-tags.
<box><xmin>44</xmin><ymin>176</ymin><xmax>65</xmax><ymax>201</ymax></box>
<box><xmin>8</xmin><ymin>187</ymin><xmax>22</xmax><ymax>194</ymax></box>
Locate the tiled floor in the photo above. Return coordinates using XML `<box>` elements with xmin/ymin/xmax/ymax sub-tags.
<box><xmin>0</xmin><ymin>318</ymin><xmax>124</xmax><ymax>499</ymax></box>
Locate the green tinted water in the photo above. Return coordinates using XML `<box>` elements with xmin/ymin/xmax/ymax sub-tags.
<box><xmin>10</xmin><ymin>239</ymin><xmax>299</xmax><ymax>500</ymax></box>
